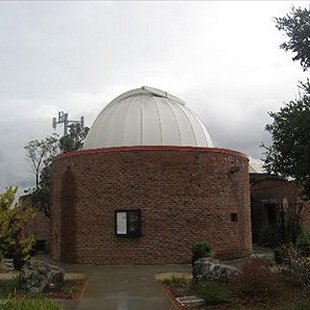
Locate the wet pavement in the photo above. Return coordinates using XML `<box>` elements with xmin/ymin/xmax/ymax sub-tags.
<box><xmin>57</xmin><ymin>263</ymin><xmax>191</xmax><ymax>310</ymax></box>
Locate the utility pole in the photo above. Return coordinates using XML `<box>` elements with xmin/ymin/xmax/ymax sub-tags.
<box><xmin>52</xmin><ymin>111</ymin><xmax>84</xmax><ymax>136</ymax></box>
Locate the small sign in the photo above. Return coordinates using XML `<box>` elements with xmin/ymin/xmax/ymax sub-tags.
<box><xmin>116</xmin><ymin>212</ymin><xmax>127</xmax><ymax>235</ymax></box>
<box><xmin>115</xmin><ymin>209</ymin><xmax>141</xmax><ymax>238</ymax></box>
<box><xmin>176</xmin><ymin>296</ymin><xmax>204</xmax><ymax>307</ymax></box>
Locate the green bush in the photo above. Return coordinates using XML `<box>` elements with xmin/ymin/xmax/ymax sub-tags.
<box><xmin>192</xmin><ymin>241</ymin><xmax>213</xmax><ymax>264</ymax></box>
<box><xmin>281</xmin><ymin>246</ymin><xmax>310</xmax><ymax>296</ymax></box>
<box><xmin>283</xmin><ymin>204</ymin><xmax>303</xmax><ymax>246</ymax></box>
<box><xmin>297</xmin><ymin>230</ymin><xmax>310</xmax><ymax>247</ymax></box>
<box><xmin>0</xmin><ymin>297</ymin><xmax>62</xmax><ymax>310</ymax></box>
<box><xmin>296</xmin><ymin>230</ymin><xmax>310</xmax><ymax>257</ymax></box>
<box><xmin>0</xmin><ymin>277</ymin><xmax>21</xmax><ymax>297</ymax></box>
<box><xmin>0</xmin><ymin>187</ymin><xmax>35</xmax><ymax>262</ymax></box>
<box><xmin>282</xmin><ymin>300</ymin><xmax>310</xmax><ymax>310</ymax></box>
<box><xmin>194</xmin><ymin>283</ymin><xmax>232</xmax><ymax>305</ymax></box>
<box><xmin>257</xmin><ymin>224</ymin><xmax>273</xmax><ymax>246</ymax></box>
<box><xmin>161</xmin><ymin>275</ymin><xmax>188</xmax><ymax>287</ymax></box>
<box><xmin>61</xmin><ymin>284</ymin><xmax>78</xmax><ymax>299</ymax></box>
<box><xmin>257</xmin><ymin>224</ymin><xmax>281</xmax><ymax>247</ymax></box>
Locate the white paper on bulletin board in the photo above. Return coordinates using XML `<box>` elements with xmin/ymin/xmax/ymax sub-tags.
<box><xmin>116</xmin><ymin>212</ymin><xmax>127</xmax><ymax>234</ymax></box>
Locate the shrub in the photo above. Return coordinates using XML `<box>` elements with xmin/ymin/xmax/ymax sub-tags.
<box><xmin>233</xmin><ymin>258</ymin><xmax>285</xmax><ymax>298</ymax></box>
<box><xmin>192</xmin><ymin>241</ymin><xmax>213</xmax><ymax>264</ymax></box>
<box><xmin>258</xmin><ymin>203</ymin><xmax>304</xmax><ymax>248</ymax></box>
<box><xmin>282</xmin><ymin>203</ymin><xmax>303</xmax><ymax>246</ymax></box>
<box><xmin>61</xmin><ymin>284</ymin><xmax>78</xmax><ymax>299</ymax></box>
<box><xmin>194</xmin><ymin>282</ymin><xmax>232</xmax><ymax>305</ymax></box>
<box><xmin>161</xmin><ymin>275</ymin><xmax>188</xmax><ymax>287</ymax></box>
<box><xmin>257</xmin><ymin>224</ymin><xmax>281</xmax><ymax>247</ymax></box>
<box><xmin>297</xmin><ymin>230</ymin><xmax>310</xmax><ymax>247</ymax></box>
<box><xmin>280</xmin><ymin>246</ymin><xmax>310</xmax><ymax>295</ymax></box>
<box><xmin>297</xmin><ymin>230</ymin><xmax>310</xmax><ymax>257</ymax></box>
<box><xmin>282</xmin><ymin>300</ymin><xmax>310</xmax><ymax>310</ymax></box>
<box><xmin>280</xmin><ymin>268</ymin><xmax>305</xmax><ymax>290</ymax></box>
<box><xmin>0</xmin><ymin>187</ymin><xmax>35</xmax><ymax>264</ymax></box>
<box><xmin>0</xmin><ymin>297</ymin><xmax>62</xmax><ymax>310</ymax></box>
<box><xmin>0</xmin><ymin>277</ymin><xmax>21</xmax><ymax>297</ymax></box>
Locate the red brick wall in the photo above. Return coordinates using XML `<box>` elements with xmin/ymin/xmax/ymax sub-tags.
<box><xmin>51</xmin><ymin>146</ymin><xmax>252</xmax><ymax>264</ymax></box>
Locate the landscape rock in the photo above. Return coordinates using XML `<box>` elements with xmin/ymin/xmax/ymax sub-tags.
<box><xmin>192</xmin><ymin>257</ymin><xmax>241</xmax><ymax>284</ymax></box>
<box><xmin>19</xmin><ymin>259</ymin><xmax>65</xmax><ymax>293</ymax></box>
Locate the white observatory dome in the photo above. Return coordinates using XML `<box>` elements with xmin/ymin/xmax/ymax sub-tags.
<box><xmin>83</xmin><ymin>86</ymin><xmax>213</xmax><ymax>149</ymax></box>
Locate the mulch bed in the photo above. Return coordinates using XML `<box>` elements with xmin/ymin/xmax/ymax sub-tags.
<box><xmin>161</xmin><ymin>267</ymin><xmax>308</xmax><ymax>310</ymax></box>
<box><xmin>0</xmin><ymin>277</ymin><xmax>89</xmax><ymax>300</ymax></box>
<box><xmin>164</xmin><ymin>283</ymin><xmax>307</xmax><ymax>309</ymax></box>
<box><xmin>45</xmin><ymin>278</ymin><xmax>89</xmax><ymax>299</ymax></box>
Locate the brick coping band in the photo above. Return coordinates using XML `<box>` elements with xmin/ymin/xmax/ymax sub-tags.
<box><xmin>54</xmin><ymin>146</ymin><xmax>248</xmax><ymax>162</ymax></box>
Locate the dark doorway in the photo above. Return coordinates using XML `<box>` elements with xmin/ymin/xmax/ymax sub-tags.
<box><xmin>264</xmin><ymin>203</ymin><xmax>276</xmax><ymax>226</ymax></box>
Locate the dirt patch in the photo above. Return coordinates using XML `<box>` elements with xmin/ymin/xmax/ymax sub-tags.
<box><xmin>155</xmin><ymin>272</ymin><xmax>192</xmax><ymax>281</ymax></box>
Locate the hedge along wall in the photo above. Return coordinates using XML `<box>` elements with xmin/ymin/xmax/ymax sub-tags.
<box><xmin>51</xmin><ymin>146</ymin><xmax>252</xmax><ymax>264</ymax></box>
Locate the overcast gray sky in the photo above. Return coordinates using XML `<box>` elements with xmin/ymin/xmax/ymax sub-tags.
<box><xmin>0</xmin><ymin>1</ymin><xmax>308</xmax><ymax>194</ymax></box>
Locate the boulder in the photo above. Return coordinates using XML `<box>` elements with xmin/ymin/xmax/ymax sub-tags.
<box><xmin>192</xmin><ymin>257</ymin><xmax>241</xmax><ymax>284</ymax></box>
<box><xmin>19</xmin><ymin>259</ymin><xmax>65</xmax><ymax>293</ymax></box>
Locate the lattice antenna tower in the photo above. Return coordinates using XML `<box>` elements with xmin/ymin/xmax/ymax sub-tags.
<box><xmin>52</xmin><ymin>111</ymin><xmax>84</xmax><ymax>136</ymax></box>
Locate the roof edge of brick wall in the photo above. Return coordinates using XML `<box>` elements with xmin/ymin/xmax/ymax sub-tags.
<box><xmin>53</xmin><ymin>146</ymin><xmax>248</xmax><ymax>162</ymax></box>
<box><xmin>251</xmin><ymin>179</ymin><xmax>298</xmax><ymax>192</ymax></box>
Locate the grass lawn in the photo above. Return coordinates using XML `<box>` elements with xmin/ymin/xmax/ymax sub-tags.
<box><xmin>0</xmin><ymin>297</ymin><xmax>62</xmax><ymax>310</ymax></box>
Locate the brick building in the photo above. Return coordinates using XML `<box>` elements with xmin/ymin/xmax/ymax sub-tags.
<box><xmin>20</xmin><ymin>194</ymin><xmax>50</xmax><ymax>250</ymax></box>
<box><xmin>251</xmin><ymin>176</ymin><xmax>310</xmax><ymax>241</ymax></box>
<box><xmin>51</xmin><ymin>86</ymin><xmax>253</xmax><ymax>264</ymax></box>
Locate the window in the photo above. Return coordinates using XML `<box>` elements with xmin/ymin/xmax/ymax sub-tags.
<box><xmin>230</xmin><ymin>213</ymin><xmax>238</xmax><ymax>222</ymax></box>
<box><xmin>115</xmin><ymin>209</ymin><xmax>141</xmax><ymax>238</ymax></box>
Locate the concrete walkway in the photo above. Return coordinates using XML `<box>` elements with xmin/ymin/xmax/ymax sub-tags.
<box><xmin>58</xmin><ymin>264</ymin><xmax>191</xmax><ymax>310</ymax></box>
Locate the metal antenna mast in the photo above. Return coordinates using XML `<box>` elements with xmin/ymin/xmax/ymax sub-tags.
<box><xmin>52</xmin><ymin>111</ymin><xmax>84</xmax><ymax>136</ymax></box>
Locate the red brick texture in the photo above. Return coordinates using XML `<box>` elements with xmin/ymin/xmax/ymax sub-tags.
<box><xmin>51</xmin><ymin>146</ymin><xmax>252</xmax><ymax>264</ymax></box>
